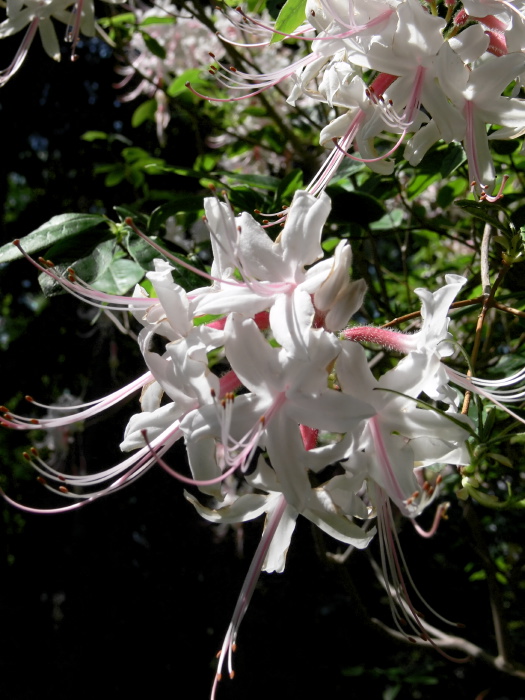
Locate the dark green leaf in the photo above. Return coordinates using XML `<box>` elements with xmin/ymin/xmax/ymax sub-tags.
<box><xmin>439</xmin><ymin>143</ymin><xmax>466</xmax><ymax>178</ymax></box>
<box><xmin>141</xmin><ymin>32</ymin><xmax>166</xmax><ymax>59</ymax></box>
<box><xmin>149</xmin><ymin>196</ymin><xmax>205</xmax><ymax>233</ymax></box>
<box><xmin>0</xmin><ymin>213</ymin><xmax>107</xmax><ymax>263</ymax></box>
<box><xmin>275</xmin><ymin>168</ymin><xmax>304</xmax><ymax>204</ymax></box>
<box><xmin>455</xmin><ymin>200</ymin><xmax>511</xmax><ymax>233</ymax></box>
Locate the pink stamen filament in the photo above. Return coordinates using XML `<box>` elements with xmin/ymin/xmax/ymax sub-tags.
<box><xmin>13</xmin><ymin>241</ymin><xmax>153</xmax><ymax>311</ymax></box>
<box><xmin>0</xmin><ymin>17</ymin><xmax>40</xmax><ymax>86</ymax></box>
<box><xmin>211</xmin><ymin>494</ymin><xmax>288</xmax><ymax>698</ymax></box>
<box><xmin>1</xmin><ymin>372</ymin><xmax>152</xmax><ymax>431</ymax></box>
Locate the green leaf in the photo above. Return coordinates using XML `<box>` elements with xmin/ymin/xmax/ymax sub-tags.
<box><xmin>270</xmin><ymin>0</ymin><xmax>307</xmax><ymax>43</ymax></box>
<box><xmin>81</xmin><ymin>131</ymin><xmax>109</xmax><ymax>142</ymax></box>
<box><xmin>91</xmin><ymin>258</ymin><xmax>145</xmax><ymax>295</ymax></box>
<box><xmin>124</xmin><ymin>233</ymin><xmax>160</xmax><ymax>270</ymax></box>
<box><xmin>167</xmin><ymin>68</ymin><xmax>206</xmax><ymax>98</ymax></box>
<box><xmin>149</xmin><ymin>195</ymin><xmax>205</xmax><ymax>233</ymax></box>
<box><xmin>140</xmin><ymin>15</ymin><xmax>176</xmax><ymax>27</ymax></box>
<box><xmin>131</xmin><ymin>99</ymin><xmax>157</xmax><ymax>128</ymax></box>
<box><xmin>98</xmin><ymin>12</ymin><xmax>136</xmax><ymax>27</ymax></box>
<box><xmin>219</xmin><ymin>172</ymin><xmax>280</xmax><ymax>191</ymax></box>
<box><xmin>406</xmin><ymin>172</ymin><xmax>440</xmax><ymax>200</ymax></box>
<box><xmin>455</xmin><ymin>200</ymin><xmax>511</xmax><ymax>233</ymax></box>
<box><xmin>141</xmin><ymin>32</ymin><xmax>166</xmax><ymax>59</ymax></box>
<box><xmin>38</xmin><ymin>238</ymin><xmax>116</xmax><ymax>296</ymax></box>
<box><xmin>370</xmin><ymin>209</ymin><xmax>404</xmax><ymax>231</ymax></box>
<box><xmin>0</xmin><ymin>213</ymin><xmax>107</xmax><ymax>263</ymax></box>
<box><xmin>276</xmin><ymin>168</ymin><xmax>304</xmax><ymax>203</ymax></box>
<box><xmin>439</xmin><ymin>143</ymin><xmax>466</xmax><ymax>178</ymax></box>
<box><xmin>468</xmin><ymin>569</ymin><xmax>487</xmax><ymax>582</ymax></box>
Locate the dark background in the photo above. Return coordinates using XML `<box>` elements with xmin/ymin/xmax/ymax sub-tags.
<box><xmin>0</xmin><ymin>19</ymin><xmax>524</xmax><ymax>700</ymax></box>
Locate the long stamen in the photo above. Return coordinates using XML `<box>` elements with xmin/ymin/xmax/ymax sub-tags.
<box><xmin>211</xmin><ymin>495</ymin><xmax>288</xmax><ymax>699</ymax></box>
<box><xmin>0</xmin><ymin>372</ymin><xmax>152</xmax><ymax>431</ymax></box>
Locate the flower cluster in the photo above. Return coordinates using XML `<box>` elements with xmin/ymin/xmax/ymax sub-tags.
<box><xmin>115</xmin><ymin>1</ymin><xmax>234</xmax><ymax>145</ymax></box>
<box><xmin>2</xmin><ymin>0</ymin><xmax>525</xmax><ymax>694</ymax></box>
<box><xmin>6</xmin><ymin>189</ymin><xmax>524</xmax><ymax>694</ymax></box>
<box><xmin>208</xmin><ymin>0</ymin><xmax>525</xmax><ymax>196</ymax></box>
<box><xmin>0</xmin><ymin>0</ymin><xmax>124</xmax><ymax>85</ymax></box>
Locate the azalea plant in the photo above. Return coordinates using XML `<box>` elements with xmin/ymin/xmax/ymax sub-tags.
<box><xmin>1</xmin><ymin>0</ymin><xmax>525</xmax><ymax>697</ymax></box>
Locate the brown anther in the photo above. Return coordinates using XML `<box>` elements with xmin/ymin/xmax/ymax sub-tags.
<box><xmin>37</xmin><ymin>476</ymin><xmax>47</xmax><ymax>485</ymax></box>
<box><xmin>58</xmin><ymin>486</ymin><xmax>69</xmax><ymax>494</ymax></box>
<box><xmin>30</xmin><ymin>419</ymin><xmax>39</xmax><ymax>425</ymax></box>
<box><xmin>263</xmin><ymin>220</ymin><xmax>269</xmax><ymax>225</ymax></box>
<box><xmin>58</xmin><ymin>475</ymin><xmax>66</xmax><ymax>481</ymax></box>
<box><xmin>0</xmin><ymin>405</ymin><xmax>9</xmax><ymax>413</ymax></box>
<box><xmin>209</xmin><ymin>69</ymin><xmax>216</xmax><ymax>75</ymax></box>
<box><xmin>229</xmin><ymin>66</ymin><xmax>237</xmax><ymax>72</ymax></box>
<box><xmin>408</xmin><ymin>636</ymin><xmax>417</xmax><ymax>644</ymax></box>
<box><xmin>406</xmin><ymin>497</ymin><xmax>413</xmax><ymax>506</ymax></box>
<box><xmin>232</xmin><ymin>642</ymin><xmax>237</xmax><ymax>652</ymax></box>
<box><xmin>411</xmin><ymin>490</ymin><xmax>420</xmax><ymax>500</ymax></box>
<box><xmin>259</xmin><ymin>416</ymin><xmax>266</xmax><ymax>426</ymax></box>
<box><xmin>209</xmin><ymin>52</ymin><xmax>216</xmax><ymax>58</ymax></box>
<box><xmin>420</xmin><ymin>633</ymin><xmax>429</xmax><ymax>641</ymax></box>
<box><xmin>23</xmin><ymin>452</ymin><xmax>31</xmax><ymax>461</ymax></box>
<box><xmin>25</xmin><ymin>395</ymin><xmax>34</xmax><ymax>403</ymax></box>
<box><xmin>229</xmin><ymin>671</ymin><xmax>235</xmax><ymax>679</ymax></box>
<box><xmin>311</xmin><ymin>9</ymin><xmax>315</xmax><ymax>15</ymax></box>
<box><xmin>436</xmin><ymin>474</ymin><xmax>443</xmax><ymax>485</ymax></box>
<box><xmin>45</xmin><ymin>259</ymin><xmax>55</xmax><ymax>268</ymax></box>
<box><xmin>254</xmin><ymin>209</ymin><xmax>261</xmax><ymax>214</ymax></box>
<box><xmin>423</xmin><ymin>480</ymin><xmax>430</xmax><ymax>492</ymax></box>
<box><xmin>210</xmin><ymin>388</ymin><xmax>216</xmax><ymax>398</ymax></box>
<box><xmin>399</xmin><ymin>618</ymin><xmax>407</xmax><ymax>626</ymax></box>
<box><xmin>456</xmin><ymin>622</ymin><xmax>466</xmax><ymax>629</ymax></box>
<box><xmin>3</xmin><ymin>412</ymin><xmax>12</xmax><ymax>420</ymax></box>
<box><xmin>216</xmin><ymin>673</ymin><xmax>222</xmax><ymax>681</ymax></box>
<box><xmin>388</xmin><ymin>99</ymin><xmax>393</xmax><ymax>106</ymax></box>
<box><xmin>38</xmin><ymin>257</ymin><xmax>47</xmax><ymax>266</ymax></box>
<box><xmin>12</xmin><ymin>239</ymin><xmax>20</xmax><ymax>246</ymax></box>
<box><xmin>30</xmin><ymin>447</ymin><xmax>38</xmax><ymax>456</ymax></box>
